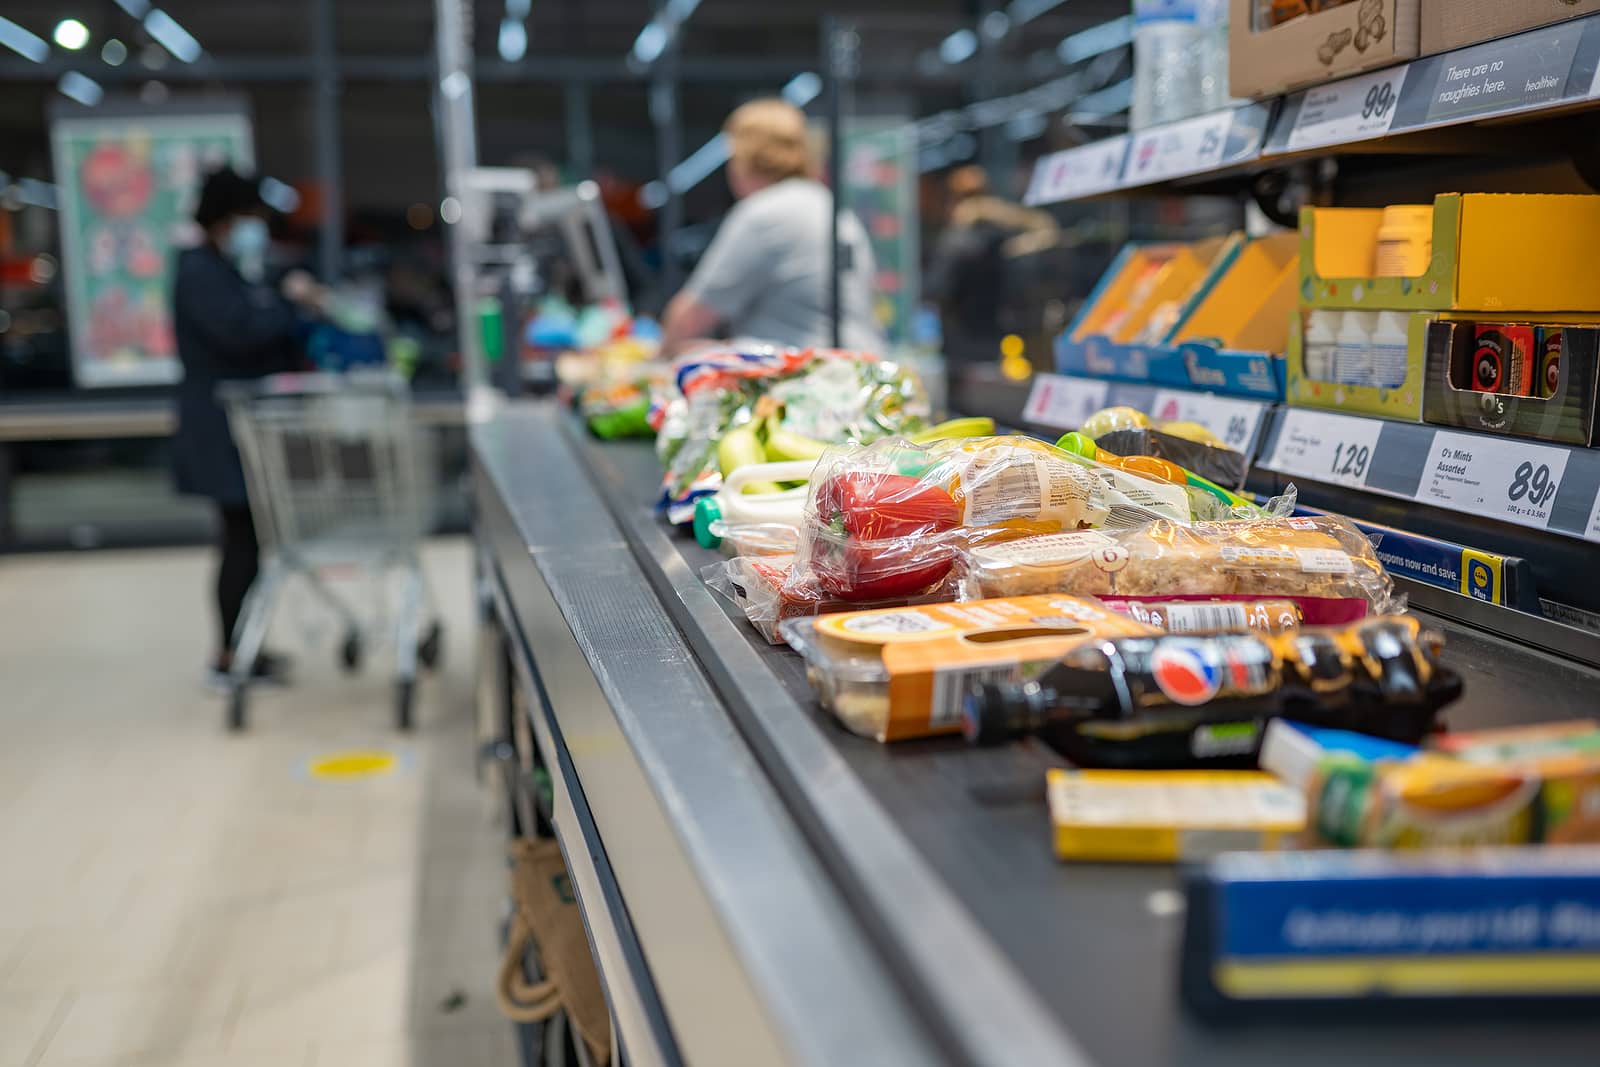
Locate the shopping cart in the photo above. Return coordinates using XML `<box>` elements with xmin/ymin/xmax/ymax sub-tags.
<box><xmin>218</xmin><ymin>371</ymin><xmax>444</xmax><ymax>731</ymax></box>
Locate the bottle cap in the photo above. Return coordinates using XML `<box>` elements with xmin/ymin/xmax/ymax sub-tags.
<box><xmin>692</xmin><ymin>496</ymin><xmax>723</xmax><ymax>550</ymax></box>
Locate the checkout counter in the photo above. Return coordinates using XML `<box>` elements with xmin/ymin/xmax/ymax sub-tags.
<box><xmin>472</xmin><ymin>400</ymin><xmax>1600</xmax><ymax>1067</ymax></box>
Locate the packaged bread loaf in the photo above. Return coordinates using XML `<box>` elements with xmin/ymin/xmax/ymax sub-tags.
<box><xmin>962</xmin><ymin>515</ymin><xmax>1396</xmax><ymax>616</ymax></box>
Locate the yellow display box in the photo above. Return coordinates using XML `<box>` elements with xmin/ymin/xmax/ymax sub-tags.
<box><xmin>1300</xmin><ymin>194</ymin><xmax>1600</xmax><ymax>313</ymax></box>
<box><xmin>1286</xmin><ymin>309</ymin><xmax>1435</xmax><ymax>421</ymax></box>
<box><xmin>1173</xmin><ymin>232</ymin><xmax>1299</xmax><ymax>354</ymax></box>
<box><xmin>1070</xmin><ymin>236</ymin><xmax>1235</xmax><ymax>344</ymax></box>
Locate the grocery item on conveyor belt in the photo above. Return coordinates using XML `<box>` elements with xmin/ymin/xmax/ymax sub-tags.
<box><xmin>1046</xmin><ymin>768</ymin><xmax>1306</xmax><ymax>862</ymax></box>
<box><xmin>779</xmin><ymin>595</ymin><xmax>1158</xmax><ymax>741</ymax></box>
<box><xmin>702</xmin><ymin>553</ymin><xmax>956</xmax><ymax>646</ymax></box>
<box><xmin>1296</xmin><ymin>720</ymin><xmax>1600</xmax><ymax>849</ymax></box>
<box><xmin>962</xmin><ymin>615</ymin><xmax>1461</xmax><ymax>769</ymax></box>
<box><xmin>787</xmin><ymin>434</ymin><xmax>1210</xmax><ymax>604</ymax></box>
<box><xmin>652</xmin><ymin>344</ymin><xmax>930</xmax><ymax>521</ymax></box>
<box><xmin>960</xmin><ymin>514</ymin><xmax>1396</xmax><ymax>619</ymax></box>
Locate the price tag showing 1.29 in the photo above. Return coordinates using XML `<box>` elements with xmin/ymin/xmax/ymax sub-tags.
<box><xmin>1286</xmin><ymin>64</ymin><xmax>1409</xmax><ymax>151</ymax></box>
<box><xmin>1266</xmin><ymin>410</ymin><xmax>1385</xmax><ymax>488</ymax></box>
<box><xmin>1418</xmin><ymin>431</ymin><xmax>1571</xmax><ymax>532</ymax></box>
<box><xmin>1023</xmin><ymin>374</ymin><xmax>1112</xmax><ymax>430</ymax></box>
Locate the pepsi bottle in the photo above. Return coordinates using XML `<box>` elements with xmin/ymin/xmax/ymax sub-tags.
<box><xmin>963</xmin><ymin>618</ymin><xmax>1461</xmax><ymax>770</ymax></box>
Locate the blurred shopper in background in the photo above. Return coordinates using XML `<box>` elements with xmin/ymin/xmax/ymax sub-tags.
<box><xmin>925</xmin><ymin>165</ymin><xmax>1057</xmax><ymax>369</ymax></box>
<box><xmin>172</xmin><ymin>166</ymin><xmax>325</xmax><ymax>685</ymax></box>
<box><xmin>660</xmin><ymin>98</ymin><xmax>884</xmax><ymax>355</ymax></box>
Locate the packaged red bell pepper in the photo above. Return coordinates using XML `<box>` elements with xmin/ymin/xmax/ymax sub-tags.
<box><xmin>787</xmin><ymin>435</ymin><xmax>1196</xmax><ymax>604</ymax></box>
<box><xmin>810</xmin><ymin>471</ymin><xmax>964</xmax><ymax>599</ymax></box>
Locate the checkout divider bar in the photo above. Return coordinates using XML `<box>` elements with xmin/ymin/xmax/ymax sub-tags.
<box><xmin>567</xmin><ymin>415</ymin><xmax>1097</xmax><ymax>1067</ymax></box>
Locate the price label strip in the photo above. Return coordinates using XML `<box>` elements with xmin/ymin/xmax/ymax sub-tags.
<box><xmin>1124</xmin><ymin>109</ymin><xmax>1234</xmax><ymax>186</ymax></box>
<box><xmin>1149</xmin><ymin>390</ymin><xmax>1266</xmax><ymax>453</ymax></box>
<box><xmin>1025</xmin><ymin>136</ymin><xmax>1130</xmax><ymax>205</ymax></box>
<box><xmin>1266</xmin><ymin>410</ymin><xmax>1385</xmax><ymax>489</ymax></box>
<box><xmin>1417</xmin><ymin>431</ymin><xmax>1572</xmax><ymax>533</ymax></box>
<box><xmin>1023</xmin><ymin>374</ymin><xmax>1112</xmax><ymax>430</ymax></box>
<box><xmin>1587</xmin><ymin>489</ymin><xmax>1600</xmax><ymax>544</ymax></box>
<box><xmin>1284</xmin><ymin>65</ymin><xmax>1408</xmax><ymax>151</ymax></box>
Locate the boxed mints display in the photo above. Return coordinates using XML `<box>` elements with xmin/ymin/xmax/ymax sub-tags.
<box><xmin>1423</xmin><ymin>319</ymin><xmax>1600</xmax><ymax>446</ymax></box>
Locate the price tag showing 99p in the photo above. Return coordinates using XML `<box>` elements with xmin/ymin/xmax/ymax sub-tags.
<box><xmin>1418</xmin><ymin>431</ymin><xmax>1571</xmax><ymax>532</ymax></box>
<box><xmin>1286</xmin><ymin>65</ymin><xmax>1409</xmax><ymax>151</ymax></box>
<box><xmin>1150</xmin><ymin>391</ymin><xmax>1265</xmax><ymax>452</ymax></box>
<box><xmin>1267</xmin><ymin>410</ymin><xmax>1384</xmax><ymax>488</ymax></box>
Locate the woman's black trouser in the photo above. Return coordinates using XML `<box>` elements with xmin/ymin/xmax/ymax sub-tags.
<box><xmin>216</xmin><ymin>504</ymin><xmax>259</xmax><ymax>656</ymax></box>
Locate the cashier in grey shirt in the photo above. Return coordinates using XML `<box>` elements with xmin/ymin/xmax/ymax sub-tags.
<box><xmin>660</xmin><ymin>98</ymin><xmax>885</xmax><ymax>356</ymax></box>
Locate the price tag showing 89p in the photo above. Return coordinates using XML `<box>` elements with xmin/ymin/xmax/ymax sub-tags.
<box><xmin>1286</xmin><ymin>65</ymin><xmax>1409</xmax><ymax>151</ymax></box>
<box><xmin>1418</xmin><ymin>431</ymin><xmax>1570</xmax><ymax>532</ymax></box>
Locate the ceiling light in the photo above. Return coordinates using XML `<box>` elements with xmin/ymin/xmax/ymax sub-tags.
<box><xmin>143</xmin><ymin>8</ymin><xmax>201</xmax><ymax>63</ymax></box>
<box><xmin>981</xmin><ymin>11</ymin><xmax>1011</xmax><ymax>40</ymax></box>
<box><xmin>57</xmin><ymin>71</ymin><xmax>104</xmax><ymax>107</ymax></box>
<box><xmin>631</xmin><ymin>20</ymin><xmax>668</xmax><ymax>65</ymax></box>
<box><xmin>938</xmin><ymin>29</ymin><xmax>977</xmax><ymax>65</ymax></box>
<box><xmin>258</xmin><ymin>177</ymin><xmax>300</xmax><ymax>214</ymax></box>
<box><xmin>1006</xmin><ymin>0</ymin><xmax>1068</xmax><ymax>25</ymax></box>
<box><xmin>781</xmin><ymin>71</ymin><xmax>821</xmax><ymax>107</ymax></box>
<box><xmin>0</xmin><ymin>16</ymin><xmax>49</xmax><ymax>62</ymax></box>
<box><xmin>497</xmin><ymin>18</ymin><xmax>526</xmax><ymax>61</ymax></box>
<box><xmin>1057</xmin><ymin>15</ymin><xmax>1133</xmax><ymax>64</ymax></box>
<box><xmin>113</xmin><ymin>0</ymin><xmax>150</xmax><ymax>16</ymax></box>
<box><xmin>53</xmin><ymin>18</ymin><xmax>90</xmax><ymax>51</ymax></box>
<box><xmin>666</xmin><ymin>134</ymin><xmax>727</xmax><ymax>195</ymax></box>
<box><xmin>439</xmin><ymin>196</ymin><xmax>462</xmax><ymax>225</ymax></box>
<box><xmin>505</xmin><ymin>0</ymin><xmax>531</xmax><ymax>15</ymax></box>
<box><xmin>101</xmin><ymin>38</ymin><xmax>127</xmax><ymax>65</ymax></box>
<box><xmin>638</xmin><ymin>182</ymin><xmax>668</xmax><ymax>210</ymax></box>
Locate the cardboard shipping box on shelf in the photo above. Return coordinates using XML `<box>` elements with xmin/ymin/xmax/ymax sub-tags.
<box><xmin>1422</xmin><ymin>318</ymin><xmax>1600</xmax><ymax>446</ymax></box>
<box><xmin>1229</xmin><ymin>0</ymin><xmax>1420</xmax><ymax>100</ymax></box>
<box><xmin>1057</xmin><ymin>232</ymin><xmax>1298</xmax><ymax>400</ymax></box>
<box><xmin>1300</xmin><ymin>194</ymin><xmax>1600</xmax><ymax>313</ymax></box>
<box><xmin>1420</xmin><ymin>0</ymin><xmax>1600</xmax><ymax>56</ymax></box>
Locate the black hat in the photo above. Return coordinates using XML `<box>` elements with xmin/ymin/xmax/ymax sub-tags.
<box><xmin>193</xmin><ymin>165</ymin><xmax>263</xmax><ymax>228</ymax></box>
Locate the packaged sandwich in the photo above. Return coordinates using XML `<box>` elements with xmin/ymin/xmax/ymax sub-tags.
<box><xmin>961</xmin><ymin>515</ymin><xmax>1397</xmax><ymax>618</ymax></box>
<box><xmin>780</xmin><ymin>595</ymin><xmax>1158</xmax><ymax>741</ymax></box>
<box><xmin>789</xmin><ymin>435</ymin><xmax>1193</xmax><ymax>604</ymax></box>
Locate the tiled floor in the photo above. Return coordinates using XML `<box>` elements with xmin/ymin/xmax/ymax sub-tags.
<box><xmin>0</xmin><ymin>539</ymin><xmax>519</xmax><ymax>1067</ymax></box>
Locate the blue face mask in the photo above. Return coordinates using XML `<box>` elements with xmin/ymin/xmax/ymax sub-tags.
<box><xmin>225</xmin><ymin>216</ymin><xmax>269</xmax><ymax>261</ymax></box>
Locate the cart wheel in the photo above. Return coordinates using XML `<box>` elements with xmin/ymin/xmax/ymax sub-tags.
<box><xmin>395</xmin><ymin>678</ymin><xmax>415</xmax><ymax>731</ymax></box>
<box><xmin>340</xmin><ymin>631</ymin><xmax>363</xmax><ymax>674</ymax></box>
<box><xmin>227</xmin><ymin>686</ymin><xmax>248</xmax><ymax>732</ymax></box>
<box><xmin>417</xmin><ymin>622</ymin><xmax>444</xmax><ymax>671</ymax></box>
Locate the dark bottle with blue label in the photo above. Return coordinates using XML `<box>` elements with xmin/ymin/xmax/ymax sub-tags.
<box><xmin>963</xmin><ymin>617</ymin><xmax>1462</xmax><ymax>769</ymax></box>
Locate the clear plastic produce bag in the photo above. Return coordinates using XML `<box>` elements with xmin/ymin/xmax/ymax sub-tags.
<box><xmin>785</xmin><ymin>435</ymin><xmax>1196</xmax><ymax>604</ymax></box>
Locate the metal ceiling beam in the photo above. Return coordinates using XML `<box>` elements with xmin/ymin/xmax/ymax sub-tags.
<box><xmin>0</xmin><ymin>53</ymin><xmax>968</xmax><ymax>85</ymax></box>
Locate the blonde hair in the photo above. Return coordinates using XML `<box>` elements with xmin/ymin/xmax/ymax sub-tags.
<box><xmin>724</xmin><ymin>98</ymin><xmax>813</xmax><ymax>184</ymax></box>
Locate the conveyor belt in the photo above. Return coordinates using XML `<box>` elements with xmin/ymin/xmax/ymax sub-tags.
<box><xmin>567</xmin><ymin>416</ymin><xmax>1600</xmax><ymax>1067</ymax></box>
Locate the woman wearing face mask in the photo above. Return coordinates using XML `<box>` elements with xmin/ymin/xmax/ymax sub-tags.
<box><xmin>172</xmin><ymin>165</ymin><xmax>324</xmax><ymax>686</ymax></box>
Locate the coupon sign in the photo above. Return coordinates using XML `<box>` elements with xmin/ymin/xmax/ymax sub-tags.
<box><xmin>1266</xmin><ymin>410</ymin><xmax>1384</xmax><ymax>489</ymax></box>
<box><xmin>1149</xmin><ymin>390</ymin><xmax>1266</xmax><ymax>452</ymax></box>
<box><xmin>1023</xmin><ymin>374</ymin><xmax>1112</xmax><ymax>430</ymax></box>
<box><xmin>1418</xmin><ymin>431</ymin><xmax>1571</xmax><ymax>531</ymax></box>
<box><xmin>1285</xmin><ymin>65</ymin><xmax>1409</xmax><ymax>151</ymax></box>
<box><xmin>1025</xmin><ymin>136</ymin><xmax>1129</xmax><ymax>205</ymax></box>
<box><xmin>1124</xmin><ymin>109</ymin><xmax>1233</xmax><ymax>185</ymax></box>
